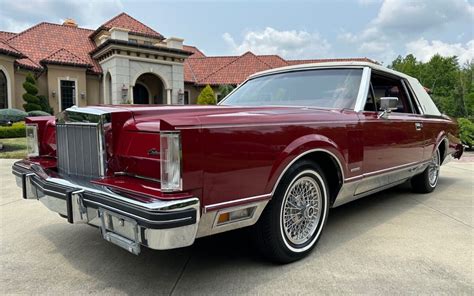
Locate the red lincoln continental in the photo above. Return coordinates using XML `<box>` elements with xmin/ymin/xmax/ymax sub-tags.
<box><xmin>13</xmin><ymin>62</ymin><xmax>463</xmax><ymax>263</ymax></box>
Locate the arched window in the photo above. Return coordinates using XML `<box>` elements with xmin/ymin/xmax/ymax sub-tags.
<box><xmin>0</xmin><ymin>70</ymin><xmax>7</xmax><ymax>109</ymax></box>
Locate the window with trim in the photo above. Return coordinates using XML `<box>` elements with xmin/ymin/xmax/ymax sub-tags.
<box><xmin>0</xmin><ymin>70</ymin><xmax>7</xmax><ymax>109</ymax></box>
<box><xmin>129</xmin><ymin>38</ymin><xmax>138</xmax><ymax>44</ymax></box>
<box><xmin>365</xmin><ymin>73</ymin><xmax>419</xmax><ymax>114</ymax></box>
<box><xmin>60</xmin><ymin>80</ymin><xmax>75</xmax><ymax>111</ymax></box>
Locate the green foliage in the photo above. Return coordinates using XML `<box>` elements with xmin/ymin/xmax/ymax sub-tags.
<box><xmin>37</xmin><ymin>95</ymin><xmax>54</xmax><ymax>114</ymax></box>
<box><xmin>0</xmin><ymin>121</ymin><xmax>26</xmax><ymax>138</ymax></box>
<box><xmin>197</xmin><ymin>85</ymin><xmax>216</xmax><ymax>105</ymax></box>
<box><xmin>389</xmin><ymin>55</ymin><xmax>474</xmax><ymax>118</ymax></box>
<box><xmin>22</xmin><ymin>73</ymin><xmax>41</xmax><ymax>112</ymax></box>
<box><xmin>27</xmin><ymin>110</ymin><xmax>52</xmax><ymax>117</ymax></box>
<box><xmin>217</xmin><ymin>84</ymin><xmax>235</xmax><ymax>102</ymax></box>
<box><xmin>458</xmin><ymin>118</ymin><xmax>474</xmax><ymax>149</ymax></box>
<box><xmin>0</xmin><ymin>108</ymin><xmax>28</xmax><ymax>123</ymax></box>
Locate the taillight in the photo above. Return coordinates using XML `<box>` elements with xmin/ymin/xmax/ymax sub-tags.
<box><xmin>160</xmin><ymin>131</ymin><xmax>182</xmax><ymax>192</ymax></box>
<box><xmin>25</xmin><ymin>123</ymin><xmax>39</xmax><ymax>157</ymax></box>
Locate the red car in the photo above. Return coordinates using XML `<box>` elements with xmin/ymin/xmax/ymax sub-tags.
<box><xmin>13</xmin><ymin>62</ymin><xmax>463</xmax><ymax>263</ymax></box>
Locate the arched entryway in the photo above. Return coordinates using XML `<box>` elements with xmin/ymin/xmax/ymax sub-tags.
<box><xmin>0</xmin><ymin>70</ymin><xmax>7</xmax><ymax>109</ymax></box>
<box><xmin>104</xmin><ymin>72</ymin><xmax>112</xmax><ymax>104</ymax></box>
<box><xmin>133</xmin><ymin>73</ymin><xmax>165</xmax><ymax>104</ymax></box>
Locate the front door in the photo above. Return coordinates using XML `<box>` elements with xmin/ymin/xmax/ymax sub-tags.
<box><xmin>357</xmin><ymin>72</ymin><xmax>425</xmax><ymax>194</ymax></box>
<box><xmin>133</xmin><ymin>83</ymin><xmax>149</xmax><ymax>104</ymax></box>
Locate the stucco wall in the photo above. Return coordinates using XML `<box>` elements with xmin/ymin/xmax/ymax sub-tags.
<box><xmin>86</xmin><ymin>75</ymin><xmax>101</xmax><ymax>105</ymax></box>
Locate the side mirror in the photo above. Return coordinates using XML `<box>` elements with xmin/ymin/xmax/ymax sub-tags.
<box><xmin>378</xmin><ymin>97</ymin><xmax>398</xmax><ymax>119</ymax></box>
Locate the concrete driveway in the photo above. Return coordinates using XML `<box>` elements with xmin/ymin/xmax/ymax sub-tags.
<box><xmin>1</xmin><ymin>158</ymin><xmax>472</xmax><ymax>295</ymax></box>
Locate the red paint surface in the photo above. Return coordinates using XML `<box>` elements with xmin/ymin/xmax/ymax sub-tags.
<box><xmin>28</xmin><ymin>104</ymin><xmax>461</xmax><ymax>208</ymax></box>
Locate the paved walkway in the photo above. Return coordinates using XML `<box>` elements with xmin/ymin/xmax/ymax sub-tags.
<box><xmin>0</xmin><ymin>158</ymin><xmax>472</xmax><ymax>295</ymax></box>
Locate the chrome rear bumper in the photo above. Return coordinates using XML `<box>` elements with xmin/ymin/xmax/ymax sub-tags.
<box><xmin>12</xmin><ymin>160</ymin><xmax>200</xmax><ymax>254</ymax></box>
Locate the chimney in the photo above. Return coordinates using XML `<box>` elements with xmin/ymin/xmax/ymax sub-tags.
<box><xmin>62</xmin><ymin>18</ymin><xmax>78</xmax><ymax>27</ymax></box>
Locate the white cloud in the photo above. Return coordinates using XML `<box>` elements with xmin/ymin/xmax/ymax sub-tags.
<box><xmin>0</xmin><ymin>0</ymin><xmax>124</xmax><ymax>32</ymax></box>
<box><xmin>406</xmin><ymin>38</ymin><xmax>474</xmax><ymax>63</ymax></box>
<box><xmin>372</xmin><ymin>0</ymin><xmax>474</xmax><ymax>33</ymax></box>
<box><xmin>223</xmin><ymin>27</ymin><xmax>331</xmax><ymax>59</ymax></box>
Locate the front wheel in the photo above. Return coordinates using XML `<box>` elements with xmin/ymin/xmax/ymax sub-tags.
<box><xmin>411</xmin><ymin>149</ymin><xmax>441</xmax><ymax>193</ymax></box>
<box><xmin>254</xmin><ymin>160</ymin><xmax>329</xmax><ymax>263</ymax></box>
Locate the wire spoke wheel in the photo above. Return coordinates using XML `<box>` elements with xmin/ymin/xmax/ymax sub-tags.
<box><xmin>428</xmin><ymin>149</ymin><xmax>440</xmax><ymax>187</ymax></box>
<box><xmin>282</xmin><ymin>175</ymin><xmax>322</xmax><ymax>246</ymax></box>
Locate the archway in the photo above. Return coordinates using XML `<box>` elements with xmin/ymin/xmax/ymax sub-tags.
<box><xmin>105</xmin><ymin>72</ymin><xmax>112</xmax><ymax>104</ymax></box>
<box><xmin>0</xmin><ymin>70</ymin><xmax>7</xmax><ymax>109</ymax></box>
<box><xmin>133</xmin><ymin>73</ymin><xmax>165</xmax><ymax>104</ymax></box>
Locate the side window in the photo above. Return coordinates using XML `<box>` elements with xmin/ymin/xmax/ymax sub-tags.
<box><xmin>366</xmin><ymin>73</ymin><xmax>414</xmax><ymax>114</ymax></box>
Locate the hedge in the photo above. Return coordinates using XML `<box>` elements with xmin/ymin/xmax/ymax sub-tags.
<box><xmin>27</xmin><ymin>110</ymin><xmax>52</xmax><ymax>117</ymax></box>
<box><xmin>0</xmin><ymin>122</ymin><xmax>26</xmax><ymax>138</ymax></box>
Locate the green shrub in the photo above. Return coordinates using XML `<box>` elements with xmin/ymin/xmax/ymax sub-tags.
<box><xmin>458</xmin><ymin>118</ymin><xmax>474</xmax><ymax>149</ymax></box>
<box><xmin>27</xmin><ymin>110</ymin><xmax>52</xmax><ymax>117</ymax></box>
<box><xmin>22</xmin><ymin>73</ymin><xmax>42</xmax><ymax>112</ymax></box>
<box><xmin>0</xmin><ymin>122</ymin><xmax>26</xmax><ymax>138</ymax></box>
<box><xmin>0</xmin><ymin>108</ymin><xmax>28</xmax><ymax>123</ymax></box>
<box><xmin>38</xmin><ymin>95</ymin><xmax>54</xmax><ymax>114</ymax></box>
<box><xmin>197</xmin><ymin>85</ymin><xmax>216</xmax><ymax>105</ymax></box>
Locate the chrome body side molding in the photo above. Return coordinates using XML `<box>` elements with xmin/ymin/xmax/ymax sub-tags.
<box><xmin>332</xmin><ymin>160</ymin><xmax>430</xmax><ymax>207</ymax></box>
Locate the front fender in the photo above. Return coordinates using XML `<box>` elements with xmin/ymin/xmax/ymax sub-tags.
<box><xmin>264</xmin><ymin>134</ymin><xmax>347</xmax><ymax>194</ymax></box>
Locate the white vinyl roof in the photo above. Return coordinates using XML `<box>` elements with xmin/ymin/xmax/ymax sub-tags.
<box><xmin>249</xmin><ymin>61</ymin><xmax>441</xmax><ymax>116</ymax></box>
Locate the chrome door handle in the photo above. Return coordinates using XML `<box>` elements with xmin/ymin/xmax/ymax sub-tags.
<box><xmin>415</xmin><ymin>122</ymin><xmax>423</xmax><ymax>131</ymax></box>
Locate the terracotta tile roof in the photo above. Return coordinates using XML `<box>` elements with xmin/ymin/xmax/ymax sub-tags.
<box><xmin>183</xmin><ymin>45</ymin><xmax>206</xmax><ymax>58</ymax></box>
<box><xmin>0</xmin><ymin>31</ymin><xmax>16</xmax><ymax>41</ymax></box>
<box><xmin>0</xmin><ymin>40</ymin><xmax>24</xmax><ymax>58</ymax></box>
<box><xmin>41</xmin><ymin>48</ymin><xmax>92</xmax><ymax>67</ymax></box>
<box><xmin>15</xmin><ymin>57</ymin><xmax>41</xmax><ymax>70</ymax></box>
<box><xmin>91</xmin><ymin>13</ymin><xmax>164</xmax><ymax>40</ymax></box>
<box><xmin>184</xmin><ymin>54</ymin><xmax>380</xmax><ymax>86</ymax></box>
<box><xmin>184</xmin><ymin>56</ymin><xmax>238</xmax><ymax>84</ymax></box>
<box><xmin>6</xmin><ymin>22</ymin><xmax>101</xmax><ymax>73</ymax></box>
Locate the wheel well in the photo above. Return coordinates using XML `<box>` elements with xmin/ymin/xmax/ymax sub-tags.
<box><xmin>438</xmin><ymin>138</ymin><xmax>447</xmax><ymax>163</ymax></box>
<box><xmin>301</xmin><ymin>151</ymin><xmax>343</xmax><ymax>206</ymax></box>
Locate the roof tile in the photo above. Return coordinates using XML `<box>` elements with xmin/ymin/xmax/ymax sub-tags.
<box><xmin>92</xmin><ymin>13</ymin><xmax>164</xmax><ymax>39</ymax></box>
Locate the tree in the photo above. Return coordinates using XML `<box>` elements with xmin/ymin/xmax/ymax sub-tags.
<box><xmin>197</xmin><ymin>85</ymin><xmax>216</xmax><ymax>105</ymax></box>
<box><xmin>38</xmin><ymin>95</ymin><xmax>54</xmax><ymax>115</ymax></box>
<box><xmin>217</xmin><ymin>84</ymin><xmax>235</xmax><ymax>102</ymax></box>
<box><xmin>22</xmin><ymin>73</ymin><xmax>41</xmax><ymax>112</ymax></box>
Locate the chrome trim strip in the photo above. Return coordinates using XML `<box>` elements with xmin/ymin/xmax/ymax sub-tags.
<box><xmin>178</xmin><ymin>120</ymin><xmax>359</xmax><ymax>130</ymax></box>
<box><xmin>204</xmin><ymin>193</ymin><xmax>272</xmax><ymax>213</ymax></box>
<box><xmin>354</xmin><ymin>67</ymin><xmax>371</xmax><ymax>112</ymax></box>
<box><xmin>344</xmin><ymin>160</ymin><xmax>430</xmax><ymax>182</ymax></box>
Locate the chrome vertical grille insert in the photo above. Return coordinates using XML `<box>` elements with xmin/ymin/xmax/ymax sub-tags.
<box><xmin>56</xmin><ymin>107</ymin><xmax>110</xmax><ymax>178</ymax></box>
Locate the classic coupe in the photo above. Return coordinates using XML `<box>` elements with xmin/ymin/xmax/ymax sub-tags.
<box><xmin>13</xmin><ymin>62</ymin><xmax>463</xmax><ymax>263</ymax></box>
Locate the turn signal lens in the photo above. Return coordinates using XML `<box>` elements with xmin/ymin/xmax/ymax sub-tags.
<box><xmin>160</xmin><ymin>131</ymin><xmax>182</xmax><ymax>192</ymax></box>
<box><xmin>26</xmin><ymin>124</ymin><xmax>39</xmax><ymax>157</ymax></box>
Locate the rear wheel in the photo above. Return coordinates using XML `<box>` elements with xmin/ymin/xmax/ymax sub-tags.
<box><xmin>411</xmin><ymin>149</ymin><xmax>441</xmax><ymax>193</ymax></box>
<box><xmin>254</xmin><ymin>160</ymin><xmax>329</xmax><ymax>263</ymax></box>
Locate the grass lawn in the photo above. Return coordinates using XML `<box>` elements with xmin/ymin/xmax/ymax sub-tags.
<box><xmin>0</xmin><ymin>137</ymin><xmax>26</xmax><ymax>159</ymax></box>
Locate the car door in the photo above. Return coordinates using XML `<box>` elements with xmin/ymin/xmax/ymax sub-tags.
<box><xmin>356</xmin><ymin>72</ymin><xmax>425</xmax><ymax>194</ymax></box>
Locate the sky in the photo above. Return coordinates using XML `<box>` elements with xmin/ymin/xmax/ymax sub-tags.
<box><xmin>0</xmin><ymin>0</ymin><xmax>473</xmax><ymax>65</ymax></box>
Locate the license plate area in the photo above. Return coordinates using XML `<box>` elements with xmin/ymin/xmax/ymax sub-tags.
<box><xmin>98</xmin><ymin>208</ymin><xmax>141</xmax><ymax>255</ymax></box>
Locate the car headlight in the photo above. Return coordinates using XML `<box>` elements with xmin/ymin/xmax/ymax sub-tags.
<box><xmin>160</xmin><ymin>131</ymin><xmax>182</xmax><ymax>192</ymax></box>
<box><xmin>25</xmin><ymin>124</ymin><xmax>39</xmax><ymax>157</ymax></box>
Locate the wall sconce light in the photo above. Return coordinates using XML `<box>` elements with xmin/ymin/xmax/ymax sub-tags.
<box><xmin>80</xmin><ymin>92</ymin><xmax>86</xmax><ymax>100</ymax></box>
<box><xmin>51</xmin><ymin>90</ymin><xmax>56</xmax><ymax>98</ymax></box>
<box><xmin>178</xmin><ymin>89</ymin><xmax>184</xmax><ymax>105</ymax></box>
<box><xmin>121</xmin><ymin>84</ymin><xmax>128</xmax><ymax>100</ymax></box>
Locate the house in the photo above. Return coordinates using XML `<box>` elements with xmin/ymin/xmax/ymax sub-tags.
<box><xmin>0</xmin><ymin>13</ymin><xmax>376</xmax><ymax>112</ymax></box>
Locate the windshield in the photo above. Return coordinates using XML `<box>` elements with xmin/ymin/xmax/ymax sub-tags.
<box><xmin>220</xmin><ymin>68</ymin><xmax>363</xmax><ymax>109</ymax></box>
